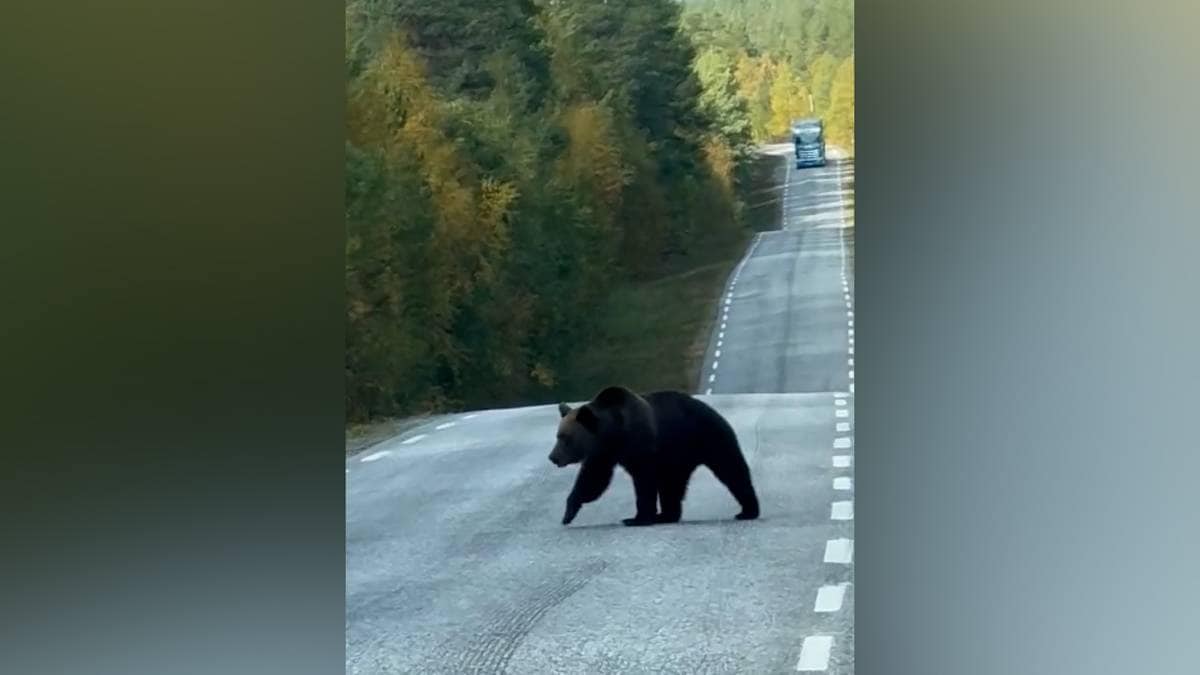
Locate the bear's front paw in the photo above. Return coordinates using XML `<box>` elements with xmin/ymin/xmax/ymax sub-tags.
<box><xmin>562</xmin><ymin>500</ymin><xmax>581</xmax><ymax>525</ymax></box>
<box><xmin>622</xmin><ymin>516</ymin><xmax>656</xmax><ymax>527</ymax></box>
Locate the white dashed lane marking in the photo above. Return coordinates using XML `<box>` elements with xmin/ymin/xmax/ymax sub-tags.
<box><xmin>360</xmin><ymin>411</ymin><xmax>490</xmax><ymax>466</ymax></box>
<box><xmin>824</xmin><ymin>538</ymin><xmax>854</xmax><ymax>564</ymax></box>
<box><xmin>814</xmin><ymin>584</ymin><xmax>849</xmax><ymax>613</ymax></box>
<box><xmin>830</xmin><ymin>501</ymin><xmax>854</xmax><ymax>521</ymax></box>
<box><xmin>780</xmin><ymin>161</ymin><xmax>855</xmax><ymax>672</ymax></box>
<box><xmin>362</xmin><ymin>413</ymin><xmax>484</xmax><ymax>466</ymax></box>
<box><xmin>796</xmin><ymin>635</ymin><xmax>834</xmax><ymax>672</ymax></box>
<box><xmin>808</xmin><ymin>160</ymin><xmax>853</xmax><ymax>668</ymax></box>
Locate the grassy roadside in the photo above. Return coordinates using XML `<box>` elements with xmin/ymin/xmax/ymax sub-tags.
<box><xmin>563</xmin><ymin>153</ymin><xmax>786</xmax><ymax>396</ymax></box>
<box><xmin>743</xmin><ymin>151</ymin><xmax>789</xmax><ymax>234</ymax></box>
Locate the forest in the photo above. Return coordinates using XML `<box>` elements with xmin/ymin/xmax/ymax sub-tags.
<box><xmin>345</xmin><ymin>0</ymin><xmax>854</xmax><ymax>423</ymax></box>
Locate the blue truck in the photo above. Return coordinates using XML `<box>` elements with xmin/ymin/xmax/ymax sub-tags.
<box><xmin>791</xmin><ymin>118</ymin><xmax>827</xmax><ymax>168</ymax></box>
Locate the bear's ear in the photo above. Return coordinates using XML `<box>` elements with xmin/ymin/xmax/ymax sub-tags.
<box><xmin>574</xmin><ymin>405</ymin><xmax>600</xmax><ymax>434</ymax></box>
<box><xmin>558</xmin><ymin>402</ymin><xmax>572</xmax><ymax>417</ymax></box>
<box><xmin>593</xmin><ymin>386</ymin><xmax>629</xmax><ymax>409</ymax></box>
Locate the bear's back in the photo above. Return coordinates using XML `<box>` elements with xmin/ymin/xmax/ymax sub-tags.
<box><xmin>644</xmin><ymin>391</ymin><xmax>739</xmax><ymax>460</ymax></box>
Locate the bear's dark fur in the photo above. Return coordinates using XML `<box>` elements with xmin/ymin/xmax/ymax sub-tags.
<box><xmin>548</xmin><ymin>386</ymin><xmax>760</xmax><ymax>526</ymax></box>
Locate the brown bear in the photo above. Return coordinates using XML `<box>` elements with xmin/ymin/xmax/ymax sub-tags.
<box><xmin>548</xmin><ymin>386</ymin><xmax>760</xmax><ymax>526</ymax></box>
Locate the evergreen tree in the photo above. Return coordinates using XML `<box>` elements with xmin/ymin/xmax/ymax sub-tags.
<box><xmin>344</xmin><ymin>0</ymin><xmax>762</xmax><ymax>420</ymax></box>
<box><xmin>681</xmin><ymin>0</ymin><xmax>855</xmax><ymax>143</ymax></box>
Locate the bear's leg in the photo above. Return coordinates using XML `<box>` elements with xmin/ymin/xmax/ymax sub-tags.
<box><xmin>622</xmin><ymin>471</ymin><xmax>659</xmax><ymax>527</ymax></box>
<box><xmin>655</xmin><ymin>468</ymin><xmax>693</xmax><ymax>523</ymax></box>
<box><xmin>563</xmin><ymin>457</ymin><xmax>615</xmax><ymax>525</ymax></box>
<box><xmin>706</xmin><ymin>452</ymin><xmax>760</xmax><ymax>520</ymax></box>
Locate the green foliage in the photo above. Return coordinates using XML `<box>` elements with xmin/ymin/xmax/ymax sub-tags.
<box><xmin>827</xmin><ymin>55</ymin><xmax>855</xmax><ymax>149</ymax></box>
<box><xmin>695</xmin><ymin>48</ymin><xmax>753</xmax><ymax>155</ymax></box>
<box><xmin>345</xmin><ymin>0</ymin><xmax>852</xmax><ymax>422</ymax></box>
<box><xmin>682</xmin><ymin>0</ymin><xmax>855</xmax><ymax>145</ymax></box>
<box><xmin>344</xmin><ymin>0</ymin><xmax>754</xmax><ymax>421</ymax></box>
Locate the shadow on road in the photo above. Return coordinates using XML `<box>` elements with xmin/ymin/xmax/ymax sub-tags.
<box><xmin>564</xmin><ymin>516</ymin><xmax>763</xmax><ymax>531</ymax></box>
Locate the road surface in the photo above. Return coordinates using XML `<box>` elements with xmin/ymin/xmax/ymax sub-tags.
<box><xmin>700</xmin><ymin>146</ymin><xmax>855</xmax><ymax>395</ymax></box>
<box><xmin>346</xmin><ymin>148</ymin><xmax>856</xmax><ymax>674</ymax></box>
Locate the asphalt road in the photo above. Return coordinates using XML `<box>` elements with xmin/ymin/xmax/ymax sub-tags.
<box><xmin>699</xmin><ymin>150</ymin><xmax>855</xmax><ymax>395</ymax></box>
<box><xmin>346</xmin><ymin>149</ymin><xmax>856</xmax><ymax>674</ymax></box>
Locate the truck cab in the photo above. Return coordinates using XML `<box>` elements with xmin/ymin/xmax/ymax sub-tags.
<box><xmin>792</xmin><ymin>118</ymin><xmax>827</xmax><ymax>168</ymax></box>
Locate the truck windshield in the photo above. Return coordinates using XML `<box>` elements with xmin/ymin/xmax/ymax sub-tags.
<box><xmin>795</xmin><ymin>129</ymin><xmax>822</xmax><ymax>144</ymax></box>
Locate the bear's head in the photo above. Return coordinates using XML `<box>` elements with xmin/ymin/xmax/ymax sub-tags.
<box><xmin>548</xmin><ymin>402</ymin><xmax>602</xmax><ymax>467</ymax></box>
